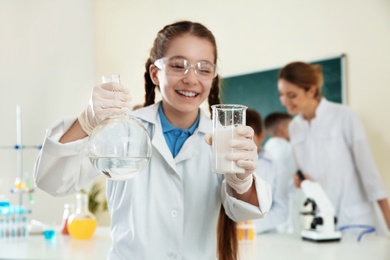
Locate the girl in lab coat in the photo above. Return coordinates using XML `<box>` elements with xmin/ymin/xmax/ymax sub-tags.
<box><xmin>34</xmin><ymin>21</ymin><xmax>271</xmax><ymax>260</ymax></box>
<box><xmin>277</xmin><ymin>61</ymin><xmax>390</xmax><ymax>234</ymax></box>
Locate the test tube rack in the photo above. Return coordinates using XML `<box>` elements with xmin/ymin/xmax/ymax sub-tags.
<box><xmin>0</xmin><ymin>106</ymin><xmax>42</xmax><ymax>240</ymax></box>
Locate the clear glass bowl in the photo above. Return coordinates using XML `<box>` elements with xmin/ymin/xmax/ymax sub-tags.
<box><xmin>88</xmin><ymin>115</ymin><xmax>152</xmax><ymax>180</ymax></box>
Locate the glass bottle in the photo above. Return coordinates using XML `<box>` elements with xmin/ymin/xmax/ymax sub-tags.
<box><xmin>61</xmin><ymin>203</ymin><xmax>75</xmax><ymax>235</ymax></box>
<box><xmin>0</xmin><ymin>182</ymin><xmax>10</xmax><ymax>215</ymax></box>
<box><xmin>88</xmin><ymin>75</ymin><xmax>152</xmax><ymax>181</ymax></box>
<box><xmin>67</xmin><ymin>193</ymin><xmax>97</xmax><ymax>240</ymax></box>
<box><xmin>237</xmin><ymin>220</ymin><xmax>256</xmax><ymax>242</ymax></box>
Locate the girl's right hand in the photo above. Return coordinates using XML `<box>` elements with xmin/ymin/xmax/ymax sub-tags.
<box><xmin>78</xmin><ymin>82</ymin><xmax>132</xmax><ymax>135</ymax></box>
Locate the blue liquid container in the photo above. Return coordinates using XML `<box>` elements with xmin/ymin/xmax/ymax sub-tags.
<box><xmin>43</xmin><ymin>229</ymin><xmax>56</xmax><ymax>240</ymax></box>
<box><xmin>0</xmin><ymin>201</ymin><xmax>10</xmax><ymax>215</ymax></box>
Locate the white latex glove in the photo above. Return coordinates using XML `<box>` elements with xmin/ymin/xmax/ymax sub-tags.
<box><xmin>78</xmin><ymin>82</ymin><xmax>132</xmax><ymax>135</ymax></box>
<box><xmin>204</xmin><ymin>125</ymin><xmax>258</xmax><ymax>194</ymax></box>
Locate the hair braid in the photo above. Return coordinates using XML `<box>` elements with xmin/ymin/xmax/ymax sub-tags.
<box><xmin>217</xmin><ymin>206</ymin><xmax>238</xmax><ymax>260</ymax></box>
<box><xmin>144</xmin><ymin>59</ymin><xmax>156</xmax><ymax>107</ymax></box>
<box><xmin>208</xmin><ymin>76</ymin><xmax>222</xmax><ymax>116</ymax></box>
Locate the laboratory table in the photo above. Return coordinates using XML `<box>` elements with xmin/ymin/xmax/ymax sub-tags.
<box><xmin>242</xmin><ymin>233</ymin><xmax>390</xmax><ymax>260</ymax></box>
<box><xmin>0</xmin><ymin>227</ymin><xmax>389</xmax><ymax>260</ymax></box>
<box><xmin>0</xmin><ymin>227</ymin><xmax>112</xmax><ymax>260</ymax></box>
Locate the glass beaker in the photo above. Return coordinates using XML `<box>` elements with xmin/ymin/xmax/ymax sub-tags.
<box><xmin>43</xmin><ymin>221</ymin><xmax>56</xmax><ymax>240</ymax></box>
<box><xmin>88</xmin><ymin>75</ymin><xmax>152</xmax><ymax>181</ymax></box>
<box><xmin>67</xmin><ymin>193</ymin><xmax>97</xmax><ymax>240</ymax></box>
<box><xmin>211</xmin><ymin>104</ymin><xmax>247</xmax><ymax>174</ymax></box>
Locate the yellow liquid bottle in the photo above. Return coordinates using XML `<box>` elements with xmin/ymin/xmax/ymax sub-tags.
<box><xmin>67</xmin><ymin>193</ymin><xmax>97</xmax><ymax>240</ymax></box>
<box><xmin>237</xmin><ymin>221</ymin><xmax>256</xmax><ymax>241</ymax></box>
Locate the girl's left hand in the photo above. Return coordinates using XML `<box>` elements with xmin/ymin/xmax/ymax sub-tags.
<box><xmin>226</xmin><ymin>125</ymin><xmax>258</xmax><ymax>178</ymax></box>
<box><xmin>204</xmin><ymin>125</ymin><xmax>257</xmax><ymax>194</ymax></box>
<box><xmin>204</xmin><ymin>125</ymin><xmax>258</xmax><ymax>178</ymax></box>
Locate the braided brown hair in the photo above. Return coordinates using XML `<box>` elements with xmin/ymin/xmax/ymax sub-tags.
<box><xmin>143</xmin><ymin>21</ymin><xmax>237</xmax><ymax>260</ymax></box>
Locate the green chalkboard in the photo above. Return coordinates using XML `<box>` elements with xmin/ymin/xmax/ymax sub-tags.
<box><xmin>221</xmin><ymin>55</ymin><xmax>346</xmax><ymax>119</ymax></box>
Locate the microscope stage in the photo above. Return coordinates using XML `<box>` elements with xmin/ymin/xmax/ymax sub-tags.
<box><xmin>301</xmin><ymin>229</ymin><xmax>342</xmax><ymax>242</ymax></box>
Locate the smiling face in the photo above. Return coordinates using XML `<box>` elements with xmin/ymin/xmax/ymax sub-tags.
<box><xmin>278</xmin><ymin>78</ymin><xmax>317</xmax><ymax>116</ymax></box>
<box><xmin>149</xmin><ymin>34</ymin><xmax>215</xmax><ymax>125</ymax></box>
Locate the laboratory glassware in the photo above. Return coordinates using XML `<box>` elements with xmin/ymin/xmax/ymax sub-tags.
<box><xmin>61</xmin><ymin>203</ymin><xmax>75</xmax><ymax>235</ymax></box>
<box><xmin>88</xmin><ymin>75</ymin><xmax>152</xmax><ymax>181</ymax></box>
<box><xmin>211</xmin><ymin>104</ymin><xmax>247</xmax><ymax>174</ymax></box>
<box><xmin>67</xmin><ymin>193</ymin><xmax>97</xmax><ymax>240</ymax></box>
<box><xmin>43</xmin><ymin>222</ymin><xmax>56</xmax><ymax>240</ymax></box>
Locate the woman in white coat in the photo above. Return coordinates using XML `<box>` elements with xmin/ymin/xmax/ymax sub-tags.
<box><xmin>34</xmin><ymin>21</ymin><xmax>271</xmax><ymax>260</ymax></box>
<box><xmin>277</xmin><ymin>61</ymin><xmax>390</xmax><ymax>234</ymax></box>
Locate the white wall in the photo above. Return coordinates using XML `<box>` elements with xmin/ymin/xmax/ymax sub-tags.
<box><xmin>1</xmin><ymin>0</ymin><xmax>390</xmax><ymax>225</ymax></box>
<box><xmin>0</xmin><ymin>1</ymin><xmax>95</xmax><ymax>224</ymax></box>
<box><xmin>94</xmin><ymin>1</ymin><xmax>390</xmax><ymax>191</ymax></box>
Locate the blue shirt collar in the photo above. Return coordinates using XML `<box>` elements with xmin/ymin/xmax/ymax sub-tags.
<box><xmin>158</xmin><ymin>104</ymin><xmax>199</xmax><ymax>134</ymax></box>
<box><xmin>129</xmin><ymin>101</ymin><xmax>212</xmax><ymax>135</ymax></box>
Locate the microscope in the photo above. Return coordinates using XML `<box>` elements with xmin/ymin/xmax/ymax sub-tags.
<box><xmin>297</xmin><ymin>170</ymin><xmax>342</xmax><ymax>242</ymax></box>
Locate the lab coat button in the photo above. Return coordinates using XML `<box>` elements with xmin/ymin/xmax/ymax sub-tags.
<box><xmin>171</xmin><ymin>210</ymin><xmax>178</xmax><ymax>217</ymax></box>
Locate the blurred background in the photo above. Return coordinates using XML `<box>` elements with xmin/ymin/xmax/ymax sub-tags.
<box><xmin>1</xmin><ymin>0</ymin><xmax>389</xmax><ymax>226</ymax></box>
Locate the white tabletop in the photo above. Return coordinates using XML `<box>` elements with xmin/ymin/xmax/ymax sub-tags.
<box><xmin>1</xmin><ymin>228</ymin><xmax>389</xmax><ymax>260</ymax></box>
<box><xmin>0</xmin><ymin>227</ymin><xmax>112</xmax><ymax>260</ymax></box>
<box><xmin>241</xmin><ymin>233</ymin><xmax>390</xmax><ymax>260</ymax></box>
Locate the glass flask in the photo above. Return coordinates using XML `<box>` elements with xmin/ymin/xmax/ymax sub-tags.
<box><xmin>88</xmin><ymin>75</ymin><xmax>152</xmax><ymax>181</ymax></box>
<box><xmin>61</xmin><ymin>203</ymin><xmax>75</xmax><ymax>235</ymax></box>
<box><xmin>67</xmin><ymin>193</ymin><xmax>97</xmax><ymax>240</ymax></box>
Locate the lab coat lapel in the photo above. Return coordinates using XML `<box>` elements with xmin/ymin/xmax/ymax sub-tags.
<box><xmin>174</xmin><ymin>132</ymin><xmax>199</xmax><ymax>163</ymax></box>
<box><xmin>130</xmin><ymin>102</ymin><xmax>178</xmax><ymax>174</ymax></box>
<box><xmin>175</xmin><ymin>110</ymin><xmax>212</xmax><ymax>163</ymax></box>
<box><xmin>152</xmin><ymin>122</ymin><xmax>178</xmax><ymax>173</ymax></box>
<box><xmin>130</xmin><ymin>104</ymin><xmax>212</xmax><ymax>175</ymax></box>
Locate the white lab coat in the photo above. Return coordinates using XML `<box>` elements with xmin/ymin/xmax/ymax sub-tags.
<box><xmin>253</xmin><ymin>151</ymin><xmax>289</xmax><ymax>233</ymax></box>
<box><xmin>264</xmin><ymin>137</ymin><xmax>296</xmax><ymax>177</ymax></box>
<box><xmin>289</xmin><ymin>98</ymin><xmax>388</xmax><ymax>232</ymax></box>
<box><xmin>264</xmin><ymin>137</ymin><xmax>305</xmax><ymax>234</ymax></box>
<box><xmin>34</xmin><ymin>102</ymin><xmax>272</xmax><ymax>260</ymax></box>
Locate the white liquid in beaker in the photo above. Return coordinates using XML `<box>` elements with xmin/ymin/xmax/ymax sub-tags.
<box><xmin>212</xmin><ymin>125</ymin><xmax>245</xmax><ymax>174</ymax></box>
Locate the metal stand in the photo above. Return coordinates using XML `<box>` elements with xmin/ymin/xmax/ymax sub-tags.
<box><xmin>0</xmin><ymin>106</ymin><xmax>41</xmax><ymax>206</ymax></box>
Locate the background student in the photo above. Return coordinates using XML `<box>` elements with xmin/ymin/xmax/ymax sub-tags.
<box><xmin>34</xmin><ymin>21</ymin><xmax>272</xmax><ymax>259</ymax></box>
<box><xmin>278</xmin><ymin>61</ymin><xmax>390</xmax><ymax>234</ymax></box>
<box><xmin>263</xmin><ymin>112</ymin><xmax>295</xmax><ymax>179</ymax></box>
<box><xmin>263</xmin><ymin>112</ymin><xmax>303</xmax><ymax>234</ymax></box>
<box><xmin>245</xmin><ymin>108</ymin><xmax>289</xmax><ymax>234</ymax></box>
